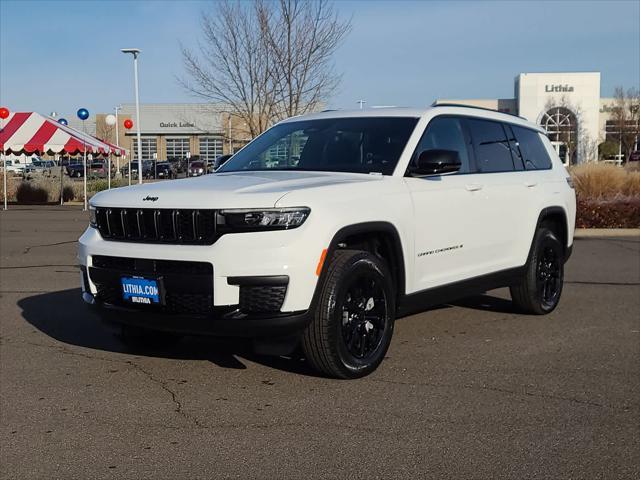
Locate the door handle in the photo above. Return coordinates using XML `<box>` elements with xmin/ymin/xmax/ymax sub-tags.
<box><xmin>524</xmin><ymin>181</ymin><xmax>538</xmax><ymax>188</ymax></box>
<box><xmin>465</xmin><ymin>183</ymin><xmax>483</xmax><ymax>191</ymax></box>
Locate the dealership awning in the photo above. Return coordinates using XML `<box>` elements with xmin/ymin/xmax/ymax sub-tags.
<box><xmin>0</xmin><ymin>111</ymin><xmax>126</xmax><ymax>156</ymax></box>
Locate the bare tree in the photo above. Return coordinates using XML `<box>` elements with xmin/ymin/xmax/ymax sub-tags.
<box><xmin>611</xmin><ymin>86</ymin><xmax>640</xmax><ymax>161</ymax></box>
<box><xmin>257</xmin><ymin>0</ymin><xmax>351</xmax><ymax>121</ymax></box>
<box><xmin>180</xmin><ymin>0</ymin><xmax>350</xmax><ymax>137</ymax></box>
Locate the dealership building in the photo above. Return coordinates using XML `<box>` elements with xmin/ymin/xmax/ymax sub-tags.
<box><xmin>93</xmin><ymin>103</ymin><xmax>250</xmax><ymax>165</ymax></box>
<box><xmin>437</xmin><ymin>71</ymin><xmax>636</xmax><ymax>164</ymax></box>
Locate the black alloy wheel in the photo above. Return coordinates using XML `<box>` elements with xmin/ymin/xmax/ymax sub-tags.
<box><xmin>510</xmin><ymin>227</ymin><xmax>565</xmax><ymax>315</ymax></box>
<box><xmin>537</xmin><ymin>245</ymin><xmax>562</xmax><ymax>309</ymax></box>
<box><xmin>340</xmin><ymin>274</ymin><xmax>389</xmax><ymax>361</ymax></box>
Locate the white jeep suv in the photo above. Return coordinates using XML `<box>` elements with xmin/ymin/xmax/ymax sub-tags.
<box><xmin>78</xmin><ymin>105</ymin><xmax>576</xmax><ymax>379</ymax></box>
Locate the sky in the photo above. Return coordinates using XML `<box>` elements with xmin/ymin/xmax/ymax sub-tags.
<box><xmin>1</xmin><ymin>0</ymin><xmax>639</xmax><ymax>118</ymax></box>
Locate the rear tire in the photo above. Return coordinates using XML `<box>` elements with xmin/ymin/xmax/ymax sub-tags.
<box><xmin>302</xmin><ymin>250</ymin><xmax>396</xmax><ymax>379</ymax></box>
<box><xmin>510</xmin><ymin>227</ymin><xmax>564</xmax><ymax>315</ymax></box>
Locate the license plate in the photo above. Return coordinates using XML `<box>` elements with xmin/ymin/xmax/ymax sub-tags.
<box><xmin>121</xmin><ymin>276</ymin><xmax>161</xmax><ymax>305</ymax></box>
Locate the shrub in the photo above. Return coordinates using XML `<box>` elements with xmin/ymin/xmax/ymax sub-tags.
<box><xmin>577</xmin><ymin>197</ymin><xmax>640</xmax><ymax>228</ymax></box>
<box><xmin>62</xmin><ymin>185</ymin><xmax>75</xmax><ymax>202</ymax></box>
<box><xmin>0</xmin><ymin>174</ymin><xmax>18</xmax><ymax>202</ymax></box>
<box><xmin>15</xmin><ymin>182</ymin><xmax>49</xmax><ymax>203</ymax></box>
<box><xmin>570</xmin><ymin>163</ymin><xmax>640</xmax><ymax>200</ymax></box>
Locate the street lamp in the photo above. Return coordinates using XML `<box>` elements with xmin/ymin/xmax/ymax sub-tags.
<box><xmin>121</xmin><ymin>48</ymin><xmax>143</xmax><ymax>185</ymax></box>
<box><xmin>114</xmin><ymin>105</ymin><xmax>122</xmax><ymax>175</ymax></box>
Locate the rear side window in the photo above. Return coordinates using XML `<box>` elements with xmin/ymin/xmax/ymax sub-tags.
<box><xmin>466</xmin><ymin>119</ymin><xmax>514</xmax><ymax>172</ymax></box>
<box><xmin>512</xmin><ymin>126</ymin><xmax>553</xmax><ymax>170</ymax></box>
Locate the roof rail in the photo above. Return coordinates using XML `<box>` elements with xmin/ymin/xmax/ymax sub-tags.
<box><xmin>431</xmin><ymin>101</ymin><xmax>526</xmax><ymax>119</ymax></box>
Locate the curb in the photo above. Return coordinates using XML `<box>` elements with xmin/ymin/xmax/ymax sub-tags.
<box><xmin>575</xmin><ymin>228</ymin><xmax>640</xmax><ymax>238</ymax></box>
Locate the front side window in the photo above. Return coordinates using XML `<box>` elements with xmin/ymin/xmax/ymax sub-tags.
<box><xmin>218</xmin><ymin>117</ymin><xmax>418</xmax><ymax>175</ymax></box>
<box><xmin>410</xmin><ymin>116</ymin><xmax>471</xmax><ymax>173</ymax></box>
<box><xmin>512</xmin><ymin>126</ymin><xmax>552</xmax><ymax>170</ymax></box>
<box><xmin>467</xmin><ymin>119</ymin><xmax>514</xmax><ymax>173</ymax></box>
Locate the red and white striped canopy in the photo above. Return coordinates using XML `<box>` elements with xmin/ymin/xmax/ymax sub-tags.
<box><xmin>0</xmin><ymin>111</ymin><xmax>126</xmax><ymax>156</ymax></box>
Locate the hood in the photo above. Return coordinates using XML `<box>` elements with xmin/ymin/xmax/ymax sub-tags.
<box><xmin>90</xmin><ymin>170</ymin><xmax>382</xmax><ymax>209</ymax></box>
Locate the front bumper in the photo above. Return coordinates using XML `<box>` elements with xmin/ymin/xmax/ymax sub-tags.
<box><xmin>83</xmin><ymin>290</ymin><xmax>311</xmax><ymax>338</ymax></box>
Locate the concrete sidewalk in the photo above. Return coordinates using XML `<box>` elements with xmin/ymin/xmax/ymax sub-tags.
<box><xmin>575</xmin><ymin>228</ymin><xmax>640</xmax><ymax>238</ymax></box>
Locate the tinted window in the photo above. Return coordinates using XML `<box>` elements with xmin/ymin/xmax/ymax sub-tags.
<box><xmin>411</xmin><ymin>116</ymin><xmax>471</xmax><ymax>173</ymax></box>
<box><xmin>218</xmin><ymin>117</ymin><xmax>418</xmax><ymax>176</ymax></box>
<box><xmin>512</xmin><ymin>126</ymin><xmax>552</xmax><ymax>170</ymax></box>
<box><xmin>504</xmin><ymin>125</ymin><xmax>524</xmax><ymax>170</ymax></box>
<box><xmin>467</xmin><ymin>119</ymin><xmax>514</xmax><ymax>172</ymax></box>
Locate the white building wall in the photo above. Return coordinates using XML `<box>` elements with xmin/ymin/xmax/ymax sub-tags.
<box><xmin>516</xmin><ymin>72</ymin><xmax>601</xmax><ymax>162</ymax></box>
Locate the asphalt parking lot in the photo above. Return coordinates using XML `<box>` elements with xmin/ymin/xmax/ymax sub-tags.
<box><xmin>0</xmin><ymin>207</ymin><xmax>638</xmax><ymax>479</ymax></box>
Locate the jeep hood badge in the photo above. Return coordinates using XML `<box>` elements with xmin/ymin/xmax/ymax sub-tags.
<box><xmin>143</xmin><ymin>195</ymin><xmax>158</xmax><ymax>202</ymax></box>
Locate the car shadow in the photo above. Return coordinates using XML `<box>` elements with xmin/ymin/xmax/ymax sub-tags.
<box><xmin>17</xmin><ymin>288</ymin><xmax>318</xmax><ymax>377</ymax></box>
<box><xmin>18</xmin><ymin>289</ymin><xmax>517</xmax><ymax>377</ymax></box>
<box><xmin>448</xmin><ymin>293</ymin><xmax>518</xmax><ymax>314</ymax></box>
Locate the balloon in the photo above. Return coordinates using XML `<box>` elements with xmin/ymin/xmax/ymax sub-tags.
<box><xmin>124</xmin><ymin>119</ymin><xmax>134</xmax><ymax>129</ymax></box>
<box><xmin>58</xmin><ymin>118</ymin><xmax>68</xmax><ymax>126</ymax></box>
<box><xmin>105</xmin><ymin>114</ymin><xmax>116</xmax><ymax>126</ymax></box>
<box><xmin>0</xmin><ymin>107</ymin><xmax>9</xmax><ymax>119</ymax></box>
<box><xmin>77</xmin><ymin>108</ymin><xmax>89</xmax><ymax>120</ymax></box>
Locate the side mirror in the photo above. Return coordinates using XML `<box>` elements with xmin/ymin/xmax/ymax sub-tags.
<box><xmin>412</xmin><ymin>149</ymin><xmax>462</xmax><ymax>175</ymax></box>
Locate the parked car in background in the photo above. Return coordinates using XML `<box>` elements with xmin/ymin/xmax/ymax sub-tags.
<box><xmin>155</xmin><ymin>162</ymin><xmax>176</xmax><ymax>179</ymax></box>
<box><xmin>88</xmin><ymin>161</ymin><xmax>115</xmax><ymax>179</ymax></box>
<box><xmin>121</xmin><ymin>161</ymin><xmax>153</xmax><ymax>179</ymax></box>
<box><xmin>3</xmin><ymin>159</ymin><xmax>27</xmax><ymax>175</ymax></box>
<box><xmin>26</xmin><ymin>159</ymin><xmax>57</xmax><ymax>175</ymax></box>
<box><xmin>67</xmin><ymin>163</ymin><xmax>85</xmax><ymax>178</ymax></box>
<box><xmin>188</xmin><ymin>161</ymin><xmax>206</xmax><ymax>177</ymax></box>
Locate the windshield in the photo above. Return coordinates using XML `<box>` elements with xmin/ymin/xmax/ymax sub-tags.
<box><xmin>218</xmin><ymin>116</ymin><xmax>418</xmax><ymax>176</ymax></box>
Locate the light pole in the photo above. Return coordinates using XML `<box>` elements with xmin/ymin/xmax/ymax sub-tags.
<box><xmin>1</xmin><ymin>106</ymin><xmax>9</xmax><ymax>211</ymax></box>
<box><xmin>114</xmin><ymin>105</ymin><xmax>121</xmax><ymax>175</ymax></box>
<box><xmin>121</xmin><ymin>48</ymin><xmax>143</xmax><ymax>185</ymax></box>
<box><xmin>77</xmin><ymin>108</ymin><xmax>90</xmax><ymax>211</ymax></box>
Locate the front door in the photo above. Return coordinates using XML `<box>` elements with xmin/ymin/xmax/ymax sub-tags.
<box><xmin>405</xmin><ymin>116</ymin><xmax>492</xmax><ymax>292</ymax></box>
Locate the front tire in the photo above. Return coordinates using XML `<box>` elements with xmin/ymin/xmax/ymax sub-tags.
<box><xmin>510</xmin><ymin>227</ymin><xmax>564</xmax><ymax>314</ymax></box>
<box><xmin>302</xmin><ymin>250</ymin><xmax>396</xmax><ymax>379</ymax></box>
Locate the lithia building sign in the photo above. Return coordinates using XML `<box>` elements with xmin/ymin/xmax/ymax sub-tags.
<box><xmin>545</xmin><ymin>84</ymin><xmax>575</xmax><ymax>93</ymax></box>
<box><xmin>159</xmin><ymin>121</ymin><xmax>196</xmax><ymax>128</ymax></box>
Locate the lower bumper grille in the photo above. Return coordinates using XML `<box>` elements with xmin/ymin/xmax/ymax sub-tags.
<box><xmin>90</xmin><ymin>255</ymin><xmax>213</xmax><ymax>315</ymax></box>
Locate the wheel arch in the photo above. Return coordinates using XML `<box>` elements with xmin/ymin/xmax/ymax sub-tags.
<box><xmin>535</xmin><ymin>206</ymin><xmax>570</xmax><ymax>255</ymax></box>
<box><xmin>322</xmin><ymin>221</ymin><xmax>407</xmax><ymax>300</ymax></box>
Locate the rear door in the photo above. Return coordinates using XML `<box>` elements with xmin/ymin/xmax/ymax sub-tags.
<box><xmin>464</xmin><ymin>118</ymin><xmax>533</xmax><ymax>272</ymax></box>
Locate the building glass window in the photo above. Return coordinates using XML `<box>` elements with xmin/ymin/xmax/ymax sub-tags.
<box><xmin>131</xmin><ymin>137</ymin><xmax>157</xmax><ymax>161</ymax></box>
<box><xmin>199</xmin><ymin>137</ymin><xmax>224</xmax><ymax>162</ymax></box>
<box><xmin>166</xmin><ymin>137</ymin><xmax>190</xmax><ymax>161</ymax></box>
<box><xmin>540</xmin><ymin>107</ymin><xmax>577</xmax><ymax>144</ymax></box>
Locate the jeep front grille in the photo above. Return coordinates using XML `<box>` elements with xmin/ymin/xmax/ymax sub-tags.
<box><xmin>95</xmin><ymin>207</ymin><xmax>216</xmax><ymax>245</ymax></box>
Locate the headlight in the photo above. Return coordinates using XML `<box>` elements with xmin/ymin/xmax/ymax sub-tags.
<box><xmin>217</xmin><ymin>207</ymin><xmax>310</xmax><ymax>232</ymax></box>
<box><xmin>89</xmin><ymin>205</ymin><xmax>97</xmax><ymax>228</ymax></box>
